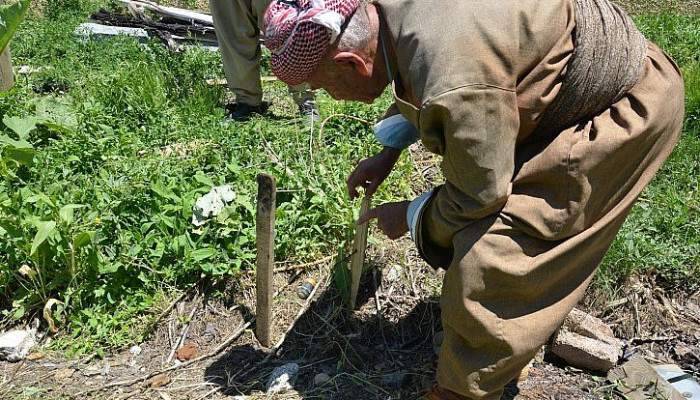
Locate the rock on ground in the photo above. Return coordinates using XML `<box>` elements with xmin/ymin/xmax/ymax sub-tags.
<box><xmin>549</xmin><ymin>308</ymin><xmax>622</xmax><ymax>372</ymax></box>
<box><xmin>564</xmin><ymin>308</ymin><xmax>622</xmax><ymax>347</ymax></box>
<box><xmin>266</xmin><ymin>363</ymin><xmax>299</xmax><ymax>394</ymax></box>
<box><xmin>551</xmin><ymin>330</ymin><xmax>621</xmax><ymax>372</ymax></box>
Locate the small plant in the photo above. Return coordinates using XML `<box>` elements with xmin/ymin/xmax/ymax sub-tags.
<box><xmin>0</xmin><ymin>0</ymin><xmax>31</xmax><ymax>53</ymax></box>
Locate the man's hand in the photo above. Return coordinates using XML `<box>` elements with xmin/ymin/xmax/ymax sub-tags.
<box><xmin>347</xmin><ymin>147</ymin><xmax>401</xmax><ymax>199</ymax></box>
<box><xmin>357</xmin><ymin>201</ymin><xmax>410</xmax><ymax>239</ymax></box>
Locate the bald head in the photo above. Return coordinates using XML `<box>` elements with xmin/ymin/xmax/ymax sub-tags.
<box><xmin>306</xmin><ymin>2</ymin><xmax>390</xmax><ymax>102</ymax></box>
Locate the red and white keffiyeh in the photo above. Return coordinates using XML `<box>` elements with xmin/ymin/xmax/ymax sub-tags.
<box><xmin>264</xmin><ymin>0</ymin><xmax>360</xmax><ymax>85</ymax></box>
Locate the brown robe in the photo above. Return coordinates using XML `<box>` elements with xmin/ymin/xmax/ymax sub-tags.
<box><xmin>374</xmin><ymin>0</ymin><xmax>685</xmax><ymax>398</ymax></box>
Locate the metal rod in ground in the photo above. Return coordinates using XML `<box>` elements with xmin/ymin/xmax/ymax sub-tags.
<box><xmin>256</xmin><ymin>173</ymin><xmax>276</xmax><ymax>347</ymax></box>
<box><xmin>349</xmin><ymin>195</ymin><xmax>371</xmax><ymax>309</ymax></box>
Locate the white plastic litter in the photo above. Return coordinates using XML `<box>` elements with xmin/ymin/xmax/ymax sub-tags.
<box><xmin>266</xmin><ymin>363</ymin><xmax>299</xmax><ymax>394</ymax></box>
<box><xmin>191</xmin><ymin>185</ymin><xmax>235</xmax><ymax>226</ymax></box>
<box><xmin>0</xmin><ymin>323</ymin><xmax>38</xmax><ymax>362</ymax></box>
<box><xmin>655</xmin><ymin>364</ymin><xmax>700</xmax><ymax>399</ymax></box>
<box><xmin>74</xmin><ymin>23</ymin><xmax>149</xmax><ymax>42</ymax></box>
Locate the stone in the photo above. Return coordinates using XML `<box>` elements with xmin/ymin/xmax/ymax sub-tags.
<box><xmin>564</xmin><ymin>308</ymin><xmax>621</xmax><ymax>347</ymax></box>
<box><xmin>82</xmin><ymin>365</ymin><xmax>103</xmax><ymax>377</ymax></box>
<box><xmin>313</xmin><ymin>372</ymin><xmax>331</xmax><ymax>386</ymax></box>
<box><xmin>147</xmin><ymin>374</ymin><xmax>171</xmax><ymax>388</ymax></box>
<box><xmin>26</xmin><ymin>352</ymin><xmax>45</xmax><ymax>361</ymax></box>
<box><xmin>54</xmin><ymin>368</ymin><xmax>75</xmax><ymax>381</ymax></box>
<box><xmin>129</xmin><ymin>345</ymin><xmax>142</xmax><ymax>356</ymax></box>
<box><xmin>175</xmin><ymin>342</ymin><xmax>198</xmax><ymax>361</ymax></box>
<box><xmin>202</xmin><ymin>323</ymin><xmax>217</xmax><ymax>343</ymax></box>
<box><xmin>266</xmin><ymin>363</ymin><xmax>299</xmax><ymax>394</ymax></box>
<box><xmin>385</xmin><ymin>265</ymin><xmax>402</xmax><ymax>282</ymax></box>
<box><xmin>0</xmin><ymin>327</ymin><xmax>37</xmax><ymax>362</ymax></box>
<box><xmin>550</xmin><ymin>329</ymin><xmax>622</xmax><ymax>372</ymax></box>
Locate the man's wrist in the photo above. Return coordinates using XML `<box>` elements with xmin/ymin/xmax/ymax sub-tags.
<box><xmin>381</xmin><ymin>146</ymin><xmax>402</xmax><ymax>160</ymax></box>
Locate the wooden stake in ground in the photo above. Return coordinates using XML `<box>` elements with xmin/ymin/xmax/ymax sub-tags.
<box><xmin>0</xmin><ymin>47</ymin><xmax>14</xmax><ymax>91</ymax></box>
<box><xmin>255</xmin><ymin>173</ymin><xmax>276</xmax><ymax>347</ymax></box>
<box><xmin>349</xmin><ymin>196</ymin><xmax>371</xmax><ymax>309</ymax></box>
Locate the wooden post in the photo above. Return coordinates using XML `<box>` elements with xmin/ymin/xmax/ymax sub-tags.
<box><xmin>0</xmin><ymin>47</ymin><xmax>13</xmax><ymax>91</ymax></box>
<box><xmin>349</xmin><ymin>196</ymin><xmax>371</xmax><ymax>309</ymax></box>
<box><xmin>255</xmin><ymin>173</ymin><xmax>276</xmax><ymax>347</ymax></box>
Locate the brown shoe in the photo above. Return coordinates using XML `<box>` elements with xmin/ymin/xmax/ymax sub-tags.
<box><xmin>423</xmin><ymin>385</ymin><xmax>471</xmax><ymax>400</ymax></box>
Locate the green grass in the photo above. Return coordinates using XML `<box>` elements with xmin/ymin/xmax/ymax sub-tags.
<box><xmin>0</xmin><ymin>1</ymin><xmax>411</xmax><ymax>353</ymax></box>
<box><xmin>596</xmin><ymin>13</ymin><xmax>700</xmax><ymax>292</ymax></box>
<box><xmin>0</xmin><ymin>2</ymin><xmax>698</xmax><ymax>352</ymax></box>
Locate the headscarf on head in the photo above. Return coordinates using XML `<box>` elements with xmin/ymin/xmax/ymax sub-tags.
<box><xmin>263</xmin><ymin>0</ymin><xmax>360</xmax><ymax>85</ymax></box>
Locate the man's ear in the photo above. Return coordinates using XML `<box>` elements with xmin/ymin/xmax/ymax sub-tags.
<box><xmin>333</xmin><ymin>51</ymin><xmax>371</xmax><ymax>77</ymax></box>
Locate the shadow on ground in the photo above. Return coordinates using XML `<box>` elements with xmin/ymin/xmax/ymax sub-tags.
<box><xmin>205</xmin><ymin>266</ymin><xmax>443</xmax><ymax>399</ymax></box>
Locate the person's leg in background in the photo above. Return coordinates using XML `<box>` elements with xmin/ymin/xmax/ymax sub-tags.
<box><xmin>289</xmin><ymin>83</ymin><xmax>319</xmax><ymax>121</ymax></box>
<box><xmin>209</xmin><ymin>0</ymin><xmax>269</xmax><ymax>120</ymax></box>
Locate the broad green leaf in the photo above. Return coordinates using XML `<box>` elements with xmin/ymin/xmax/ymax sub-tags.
<box><xmin>31</xmin><ymin>220</ymin><xmax>56</xmax><ymax>255</ymax></box>
<box><xmin>98</xmin><ymin>262</ymin><xmax>119</xmax><ymax>275</ymax></box>
<box><xmin>73</xmin><ymin>231</ymin><xmax>95</xmax><ymax>250</ymax></box>
<box><xmin>2</xmin><ymin>145</ymin><xmax>35</xmax><ymax>165</ymax></box>
<box><xmin>190</xmin><ymin>247</ymin><xmax>216</xmax><ymax>262</ymax></box>
<box><xmin>194</xmin><ymin>172</ymin><xmax>214</xmax><ymax>188</ymax></box>
<box><xmin>0</xmin><ymin>133</ymin><xmax>32</xmax><ymax>149</ymax></box>
<box><xmin>151</xmin><ymin>182</ymin><xmax>179</xmax><ymax>202</ymax></box>
<box><xmin>59</xmin><ymin>204</ymin><xmax>84</xmax><ymax>225</ymax></box>
<box><xmin>33</xmin><ymin>96</ymin><xmax>77</xmax><ymax>132</ymax></box>
<box><xmin>0</xmin><ymin>0</ymin><xmax>31</xmax><ymax>54</ymax></box>
<box><xmin>2</xmin><ymin>116</ymin><xmax>38</xmax><ymax>138</ymax></box>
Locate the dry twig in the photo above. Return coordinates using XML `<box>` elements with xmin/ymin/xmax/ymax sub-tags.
<box><xmin>74</xmin><ymin>319</ymin><xmax>253</xmax><ymax>397</ymax></box>
<box><xmin>165</xmin><ymin>295</ymin><xmax>200</xmax><ymax>364</ymax></box>
<box><xmin>262</xmin><ymin>274</ymin><xmax>326</xmax><ymax>362</ymax></box>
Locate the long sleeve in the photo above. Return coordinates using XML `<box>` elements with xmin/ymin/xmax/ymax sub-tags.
<box><xmin>374</xmin><ymin>104</ymin><xmax>420</xmax><ymax>150</ymax></box>
<box><xmin>414</xmin><ymin>85</ymin><xmax>520</xmax><ymax>268</ymax></box>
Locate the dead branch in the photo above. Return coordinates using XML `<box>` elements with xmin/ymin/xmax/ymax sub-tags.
<box><xmin>245</xmin><ymin>254</ymin><xmax>335</xmax><ymax>275</ymax></box>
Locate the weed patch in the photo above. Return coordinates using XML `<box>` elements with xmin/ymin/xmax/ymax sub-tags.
<box><xmin>0</xmin><ymin>1</ymin><xmax>698</xmax><ymax>353</ymax></box>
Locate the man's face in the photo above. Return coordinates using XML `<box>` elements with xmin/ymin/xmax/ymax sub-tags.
<box><xmin>305</xmin><ymin>59</ymin><xmax>384</xmax><ymax>103</ymax></box>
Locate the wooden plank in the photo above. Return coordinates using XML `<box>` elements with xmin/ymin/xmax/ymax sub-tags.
<box><xmin>118</xmin><ymin>0</ymin><xmax>214</xmax><ymax>26</ymax></box>
<box><xmin>255</xmin><ymin>173</ymin><xmax>276</xmax><ymax>347</ymax></box>
<box><xmin>349</xmin><ymin>196</ymin><xmax>371</xmax><ymax>309</ymax></box>
<box><xmin>0</xmin><ymin>47</ymin><xmax>14</xmax><ymax>92</ymax></box>
<box><xmin>608</xmin><ymin>355</ymin><xmax>685</xmax><ymax>400</ymax></box>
